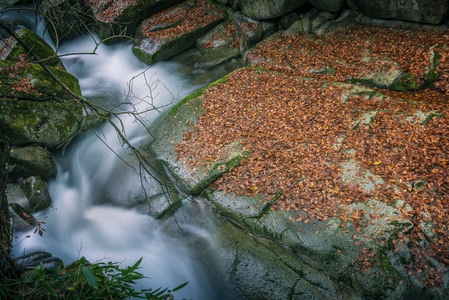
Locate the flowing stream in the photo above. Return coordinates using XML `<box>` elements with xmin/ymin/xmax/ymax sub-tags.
<box><xmin>10</xmin><ymin>28</ymin><xmax>234</xmax><ymax>299</ymax></box>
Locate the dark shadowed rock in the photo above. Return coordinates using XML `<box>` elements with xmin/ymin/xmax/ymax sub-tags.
<box><xmin>8</xmin><ymin>146</ymin><xmax>56</xmax><ymax>182</ymax></box>
<box><xmin>347</xmin><ymin>0</ymin><xmax>449</xmax><ymax>24</ymax></box>
<box><xmin>238</xmin><ymin>0</ymin><xmax>307</xmax><ymax>20</ymax></box>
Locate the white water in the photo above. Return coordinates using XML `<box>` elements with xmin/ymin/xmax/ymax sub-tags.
<box><xmin>11</xmin><ymin>35</ymin><xmax>228</xmax><ymax>299</ymax></box>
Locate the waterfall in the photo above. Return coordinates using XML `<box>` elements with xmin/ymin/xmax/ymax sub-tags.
<box><xmin>11</xmin><ymin>34</ymin><xmax>229</xmax><ymax>299</ymax></box>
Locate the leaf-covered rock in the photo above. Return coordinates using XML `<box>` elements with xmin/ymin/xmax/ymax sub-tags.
<box><xmin>132</xmin><ymin>0</ymin><xmax>227</xmax><ymax>65</ymax></box>
<box><xmin>149</xmin><ymin>66</ymin><xmax>449</xmax><ymax>297</ymax></box>
<box><xmin>8</xmin><ymin>146</ymin><xmax>56</xmax><ymax>181</ymax></box>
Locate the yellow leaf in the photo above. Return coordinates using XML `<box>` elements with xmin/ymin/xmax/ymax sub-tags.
<box><xmin>373</xmin><ymin>161</ymin><xmax>382</xmax><ymax>165</ymax></box>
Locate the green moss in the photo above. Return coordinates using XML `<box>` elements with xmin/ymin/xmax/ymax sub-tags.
<box><xmin>391</xmin><ymin>73</ymin><xmax>419</xmax><ymax>92</ymax></box>
<box><xmin>422</xmin><ymin>113</ymin><xmax>444</xmax><ymax>125</ymax></box>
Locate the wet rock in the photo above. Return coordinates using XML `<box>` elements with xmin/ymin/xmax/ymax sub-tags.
<box><xmin>9</xmin><ymin>202</ymin><xmax>37</xmax><ymax>230</ymax></box>
<box><xmin>8</xmin><ymin>146</ymin><xmax>56</xmax><ymax>182</ymax></box>
<box><xmin>169</xmin><ymin>198</ymin><xmax>361</xmax><ymax>299</ymax></box>
<box><xmin>132</xmin><ymin>0</ymin><xmax>227</xmax><ymax>65</ymax></box>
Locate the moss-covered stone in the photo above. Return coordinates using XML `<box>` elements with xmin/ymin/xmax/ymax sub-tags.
<box><xmin>8</xmin><ymin>146</ymin><xmax>56</xmax><ymax>182</ymax></box>
<box><xmin>0</xmin><ymin>60</ymin><xmax>83</xmax><ymax>148</ymax></box>
<box><xmin>238</xmin><ymin>0</ymin><xmax>307</xmax><ymax>20</ymax></box>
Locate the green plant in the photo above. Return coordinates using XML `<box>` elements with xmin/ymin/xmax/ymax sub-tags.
<box><xmin>0</xmin><ymin>257</ymin><xmax>187</xmax><ymax>299</ymax></box>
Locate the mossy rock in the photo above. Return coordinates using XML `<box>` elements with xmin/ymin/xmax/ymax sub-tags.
<box><xmin>90</xmin><ymin>0</ymin><xmax>183</xmax><ymax>40</ymax></box>
<box><xmin>0</xmin><ymin>60</ymin><xmax>83</xmax><ymax>148</ymax></box>
<box><xmin>8</xmin><ymin>146</ymin><xmax>56</xmax><ymax>181</ymax></box>
<box><xmin>0</xmin><ymin>60</ymin><xmax>81</xmax><ymax>100</ymax></box>
<box><xmin>0</xmin><ymin>97</ymin><xmax>82</xmax><ymax>148</ymax></box>
<box><xmin>146</xmin><ymin>82</ymin><xmax>248</xmax><ymax>194</ymax></box>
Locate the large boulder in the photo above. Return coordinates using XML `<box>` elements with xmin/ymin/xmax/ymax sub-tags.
<box><xmin>147</xmin><ymin>66</ymin><xmax>449</xmax><ymax>298</ymax></box>
<box><xmin>347</xmin><ymin>0</ymin><xmax>449</xmax><ymax>24</ymax></box>
<box><xmin>1</xmin><ymin>27</ymin><xmax>83</xmax><ymax>149</ymax></box>
<box><xmin>132</xmin><ymin>0</ymin><xmax>227</xmax><ymax>65</ymax></box>
<box><xmin>238</xmin><ymin>0</ymin><xmax>307</xmax><ymax>20</ymax></box>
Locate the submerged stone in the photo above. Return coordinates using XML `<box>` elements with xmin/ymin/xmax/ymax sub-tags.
<box><xmin>149</xmin><ymin>67</ymin><xmax>449</xmax><ymax>298</ymax></box>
